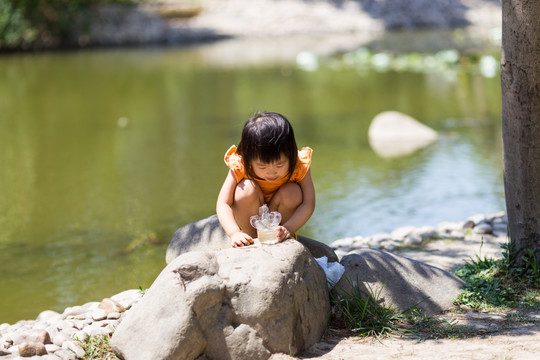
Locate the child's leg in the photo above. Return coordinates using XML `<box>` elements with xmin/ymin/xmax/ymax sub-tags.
<box><xmin>232</xmin><ymin>179</ymin><xmax>264</xmax><ymax>238</ymax></box>
<box><xmin>268</xmin><ymin>183</ymin><xmax>302</xmax><ymax>225</ymax></box>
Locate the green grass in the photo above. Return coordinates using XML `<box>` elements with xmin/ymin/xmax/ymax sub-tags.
<box><xmin>330</xmin><ymin>240</ymin><xmax>540</xmax><ymax>341</ymax></box>
<box><xmin>81</xmin><ymin>334</ymin><xmax>120</xmax><ymax>360</ymax></box>
<box><xmin>453</xmin><ymin>242</ymin><xmax>540</xmax><ymax>312</ymax></box>
<box><xmin>330</xmin><ymin>278</ymin><xmax>406</xmax><ymax>339</ymax></box>
<box><xmin>329</xmin><ymin>277</ymin><xmax>481</xmax><ymax>341</ymax></box>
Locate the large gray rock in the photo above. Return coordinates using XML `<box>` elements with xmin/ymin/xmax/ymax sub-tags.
<box><xmin>112</xmin><ymin>240</ymin><xmax>330</xmax><ymax>360</ymax></box>
<box><xmin>368</xmin><ymin>111</ymin><xmax>438</xmax><ymax>158</ymax></box>
<box><xmin>333</xmin><ymin>249</ymin><xmax>463</xmax><ymax>316</ymax></box>
<box><xmin>166</xmin><ymin>214</ymin><xmax>338</xmax><ymax>263</ymax></box>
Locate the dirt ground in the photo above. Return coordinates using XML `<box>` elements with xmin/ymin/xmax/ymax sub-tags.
<box><xmin>274</xmin><ymin>235</ymin><xmax>540</xmax><ymax>360</ymax></box>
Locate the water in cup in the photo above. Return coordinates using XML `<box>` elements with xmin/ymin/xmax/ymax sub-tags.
<box><xmin>250</xmin><ymin>204</ymin><xmax>281</xmax><ymax>245</ymax></box>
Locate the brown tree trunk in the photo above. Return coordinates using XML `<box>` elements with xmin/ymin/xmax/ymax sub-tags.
<box><xmin>501</xmin><ymin>0</ymin><xmax>540</xmax><ymax>267</ymax></box>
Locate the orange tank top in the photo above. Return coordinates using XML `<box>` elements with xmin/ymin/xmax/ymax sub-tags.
<box><xmin>224</xmin><ymin>145</ymin><xmax>313</xmax><ymax>203</ymax></box>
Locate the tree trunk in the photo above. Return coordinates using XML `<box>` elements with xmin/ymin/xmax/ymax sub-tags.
<box><xmin>501</xmin><ymin>0</ymin><xmax>540</xmax><ymax>267</ymax></box>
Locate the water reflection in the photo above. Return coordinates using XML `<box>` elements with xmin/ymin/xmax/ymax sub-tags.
<box><xmin>0</xmin><ymin>40</ymin><xmax>503</xmax><ymax>323</ymax></box>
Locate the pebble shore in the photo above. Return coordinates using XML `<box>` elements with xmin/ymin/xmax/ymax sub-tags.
<box><xmin>0</xmin><ymin>211</ymin><xmax>507</xmax><ymax>359</ymax></box>
<box><xmin>330</xmin><ymin>211</ymin><xmax>508</xmax><ymax>259</ymax></box>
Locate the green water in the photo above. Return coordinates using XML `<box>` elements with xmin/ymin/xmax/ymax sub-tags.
<box><xmin>0</xmin><ymin>43</ymin><xmax>503</xmax><ymax>324</ymax></box>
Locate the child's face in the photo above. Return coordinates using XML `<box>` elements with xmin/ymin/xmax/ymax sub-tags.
<box><xmin>251</xmin><ymin>153</ymin><xmax>289</xmax><ymax>182</ymax></box>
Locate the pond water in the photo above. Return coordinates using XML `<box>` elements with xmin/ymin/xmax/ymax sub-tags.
<box><xmin>0</xmin><ymin>36</ymin><xmax>504</xmax><ymax>323</ymax></box>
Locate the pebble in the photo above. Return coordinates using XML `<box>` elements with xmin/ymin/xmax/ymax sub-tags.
<box><xmin>330</xmin><ymin>211</ymin><xmax>508</xmax><ymax>259</ymax></box>
<box><xmin>0</xmin><ymin>291</ymin><xmax>143</xmax><ymax>359</ymax></box>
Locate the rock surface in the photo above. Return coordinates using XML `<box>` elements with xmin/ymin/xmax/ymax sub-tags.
<box><xmin>368</xmin><ymin>111</ymin><xmax>439</xmax><ymax>158</ymax></box>
<box><xmin>334</xmin><ymin>249</ymin><xmax>464</xmax><ymax>315</ymax></box>
<box><xmin>166</xmin><ymin>214</ymin><xmax>338</xmax><ymax>263</ymax></box>
<box><xmin>112</xmin><ymin>240</ymin><xmax>330</xmax><ymax>360</ymax></box>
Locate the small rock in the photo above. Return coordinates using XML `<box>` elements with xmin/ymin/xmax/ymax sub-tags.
<box><xmin>36</xmin><ymin>310</ymin><xmax>62</xmax><ymax>323</ymax></box>
<box><xmin>91</xmin><ymin>309</ymin><xmax>108</xmax><ymax>321</ymax></box>
<box><xmin>45</xmin><ymin>326</ymin><xmax>59</xmax><ymax>341</ymax></box>
<box><xmin>62</xmin><ymin>340</ymin><xmax>85</xmax><ymax>358</ymax></box>
<box><xmin>99</xmin><ymin>298</ymin><xmax>126</xmax><ymax>314</ymax></box>
<box><xmin>391</xmin><ymin>226</ymin><xmax>416</xmax><ymax>241</ymax></box>
<box><xmin>107</xmin><ymin>312</ymin><xmax>121</xmax><ymax>320</ymax></box>
<box><xmin>367</xmin><ymin>239</ymin><xmax>382</xmax><ymax>249</ymax></box>
<box><xmin>330</xmin><ymin>237</ymin><xmax>354</xmax><ymax>251</ymax></box>
<box><xmin>437</xmin><ymin>221</ymin><xmax>462</xmax><ymax>234</ymax></box>
<box><xmin>474</xmin><ymin>223</ymin><xmax>493</xmax><ymax>235</ymax></box>
<box><xmin>45</xmin><ymin>343</ymin><xmax>62</xmax><ymax>353</ymax></box>
<box><xmin>450</xmin><ymin>230</ymin><xmax>465</xmax><ymax>239</ymax></box>
<box><xmin>12</xmin><ymin>329</ymin><xmax>51</xmax><ymax>345</ymax></box>
<box><xmin>381</xmin><ymin>241</ymin><xmax>396</xmax><ymax>251</ymax></box>
<box><xmin>1</xmin><ymin>333</ymin><xmax>13</xmax><ymax>347</ymax></box>
<box><xmin>462</xmin><ymin>220</ymin><xmax>475</xmax><ymax>229</ymax></box>
<box><xmin>18</xmin><ymin>341</ymin><xmax>47</xmax><ymax>356</ymax></box>
<box><xmin>404</xmin><ymin>233</ymin><xmax>423</xmax><ymax>246</ymax></box>
<box><xmin>53</xmin><ymin>333</ymin><xmax>71</xmax><ymax>347</ymax></box>
<box><xmin>8</xmin><ymin>344</ymin><xmax>19</xmax><ymax>356</ymax></box>
<box><xmin>54</xmin><ymin>349</ymin><xmax>77</xmax><ymax>360</ymax></box>
<box><xmin>62</xmin><ymin>306</ymin><xmax>86</xmax><ymax>319</ymax></box>
<box><xmin>416</xmin><ymin>226</ymin><xmax>437</xmax><ymax>239</ymax></box>
<box><xmin>110</xmin><ymin>289</ymin><xmax>143</xmax><ymax>310</ymax></box>
<box><xmin>73</xmin><ymin>330</ymin><xmax>88</xmax><ymax>342</ymax></box>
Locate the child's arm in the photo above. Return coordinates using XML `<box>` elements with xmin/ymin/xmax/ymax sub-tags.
<box><xmin>216</xmin><ymin>170</ymin><xmax>254</xmax><ymax>247</ymax></box>
<box><xmin>278</xmin><ymin>169</ymin><xmax>316</xmax><ymax>240</ymax></box>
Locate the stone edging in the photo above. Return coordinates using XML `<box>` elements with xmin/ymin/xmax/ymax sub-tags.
<box><xmin>330</xmin><ymin>211</ymin><xmax>508</xmax><ymax>258</ymax></box>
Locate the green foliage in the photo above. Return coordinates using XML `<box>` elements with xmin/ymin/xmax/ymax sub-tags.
<box><xmin>0</xmin><ymin>0</ymin><xmax>131</xmax><ymax>50</ymax></box>
<box><xmin>330</xmin><ymin>277</ymin><xmax>406</xmax><ymax>338</ymax></box>
<box><xmin>330</xmin><ymin>277</ymin><xmax>481</xmax><ymax>340</ymax></box>
<box><xmin>453</xmin><ymin>242</ymin><xmax>540</xmax><ymax>312</ymax></box>
<box><xmin>0</xmin><ymin>0</ymin><xmax>35</xmax><ymax>48</ymax></box>
<box><xmin>81</xmin><ymin>334</ymin><xmax>120</xmax><ymax>360</ymax></box>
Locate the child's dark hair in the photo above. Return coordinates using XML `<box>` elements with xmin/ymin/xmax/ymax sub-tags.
<box><xmin>237</xmin><ymin>111</ymin><xmax>298</xmax><ymax>180</ymax></box>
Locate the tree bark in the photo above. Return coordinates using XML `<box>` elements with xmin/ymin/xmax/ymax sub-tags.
<box><xmin>501</xmin><ymin>0</ymin><xmax>540</xmax><ymax>267</ymax></box>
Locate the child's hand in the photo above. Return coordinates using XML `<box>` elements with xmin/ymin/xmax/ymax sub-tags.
<box><xmin>277</xmin><ymin>226</ymin><xmax>293</xmax><ymax>242</ymax></box>
<box><xmin>231</xmin><ymin>232</ymin><xmax>254</xmax><ymax>247</ymax></box>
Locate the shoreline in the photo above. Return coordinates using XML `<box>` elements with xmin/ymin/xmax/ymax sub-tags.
<box><xmin>2</xmin><ymin>0</ymin><xmax>502</xmax><ymax>53</ymax></box>
<box><xmin>0</xmin><ymin>211</ymin><xmax>508</xmax><ymax>357</ymax></box>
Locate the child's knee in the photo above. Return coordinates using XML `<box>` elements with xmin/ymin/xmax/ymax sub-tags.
<box><xmin>277</xmin><ymin>183</ymin><xmax>302</xmax><ymax>208</ymax></box>
<box><xmin>235</xmin><ymin>179</ymin><xmax>263</xmax><ymax>204</ymax></box>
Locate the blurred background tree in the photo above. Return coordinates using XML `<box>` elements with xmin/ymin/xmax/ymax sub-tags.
<box><xmin>0</xmin><ymin>0</ymin><xmax>128</xmax><ymax>50</ymax></box>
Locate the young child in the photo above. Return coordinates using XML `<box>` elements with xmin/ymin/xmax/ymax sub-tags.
<box><xmin>216</xmin><ymin>111</ymin><xmax>315</xmax><ymax>247</ymax></box>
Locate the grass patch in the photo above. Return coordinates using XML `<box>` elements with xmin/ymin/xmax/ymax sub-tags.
<box><xmin>329</xmin><ymin>278</ymin><xmax>482</xmax><ymax>341</ymax></box>
<box><xmin>453</xmin><ymin>242</ymin><xmax>540</xmax><ymax>312</ymax></box>
<box><xmin>330</xmin><ymin>241</ymin><xmax>540</xmax><ymax>341</ymax></box>
<box><xmin>330</xmin><ymin>278</ymin><xmax>405</xmax><ymax>339</ymax></box>
<box><xmin>81</xmin><ymin>334</ymin><xmax>120</xmax><ymax>360</ymax></box>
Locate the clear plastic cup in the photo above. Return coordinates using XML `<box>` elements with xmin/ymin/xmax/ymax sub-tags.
<box><xmin>250</xmin><ymin>204</ymin><xmax>281</xmax><ymax>245</ymax></box>
<box><xmin>257</xmin><ymin>229</ymin><xmax>279</xmax><ymax>244</ymax></box>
